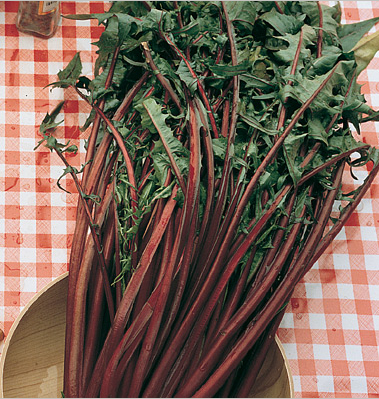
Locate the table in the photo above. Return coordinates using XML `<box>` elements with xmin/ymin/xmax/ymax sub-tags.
<box><xmin>1</xmin><ymin>1</ymin><xmax>379</xmax><ymax>397</ymax></box>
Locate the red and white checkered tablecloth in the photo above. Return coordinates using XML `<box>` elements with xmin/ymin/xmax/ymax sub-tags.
<box><xmin>1</xmin><ymin>1</ymin><xmax>379</xmax><ymax>397</ymax></box>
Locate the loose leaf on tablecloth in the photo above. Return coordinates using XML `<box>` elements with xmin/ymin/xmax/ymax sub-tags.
<box><xmin>352</xmin><ymin>29</ymin><xmax>379</xmax><ymax>75</ymax></box>
<box><xmin>338</xmin><ymin>16</ymin><xmax>379</xmax><ymax>52</ymax></box>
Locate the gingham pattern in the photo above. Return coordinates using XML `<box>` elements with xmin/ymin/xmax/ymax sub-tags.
<box><xmin>0</xmin><ymin>0</ymin><xmax>105</xmax><ymax>336</ymax></box>
<box><xmin>0</xmin><ymin>1</ymin><xmax>378</xmax><ymax>397</ymax></box>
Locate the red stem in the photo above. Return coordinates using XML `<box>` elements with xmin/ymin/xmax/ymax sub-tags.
<box><xmin>317</xmin><ymin>2</ymin><xmax>323</xmax><ymax>58</ymax></box>
<box><xmin>85</xmin><ymin>185</ymin><xmax>178</xmax><ymax>397</ymax></box>
<box><xmin>142</xmin><ymin>42</ymin><xmax>183</xmax><ymax>113</ymax></box>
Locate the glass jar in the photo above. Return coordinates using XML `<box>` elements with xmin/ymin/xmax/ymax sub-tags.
<box><xmin>16</xmin><ymin>1</ymin><xmax>60</xmax><ymax>39</ymax></box>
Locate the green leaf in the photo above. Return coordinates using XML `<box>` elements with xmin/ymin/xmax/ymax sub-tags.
<box><xmin>212</xmin><ymin>137</ymin><xmax>228</xmax><ymax>160</ymax></box>
<box><xmin>57</xmin><ymin>165</ymin><xmax>78</xmax><ymax>194</ymax></box>
<box><xmin>369</xmin><ymin>146</ymin><xmax>379</xmax><ymax>166</ymax></box>
<box><xmin>300</xmin><ymin>2</ymin><xmax>340</xmax><ymax>35</ymax></box>
<box><xmin>63</xmin><ymin>13</ymin><xmax>112</xmax><ymax>24</ymax></box>
<box><xmin>109</xmin><ymin>2</ymin><xmax>150</xmax><ymax>17</ymax></box>
<box><xmin>92</xmin><ymin>16</ymin><xmax>119</xmax><ymax>75</ymax></box>
<box><xmin>209</xmin><ymin>60</ymin><xmax>250</xmax><ymax>77</ymax></box>
<box><xmin>142</xmin><ymin>98</ymin><xmax>187</xmax><ymax>155</ymax></box>
<box><xmin>58</xmin><ymin>52</ymin><xmax>82</xmax><ymax>85</ymax></box>
<box><xmin>143</xmin><ymin>98</ymin><xmax>189</xmax><ymax>185</ymax></box>
<box><xmin>177</xmin><ymin>60</ymin><xmax>197</xmax><ymax>93</ymax></box>
<box><xmin>261</xmin><ymin>8</ymin><xmax>304</xmax><ymax>35</ymax></box>
<box><xmin>283</xmin><ymin>132</ymin><xmax>307</xmax><ymax>184</ymax></box>
<box><xmin>47</xmin><ymin>53</ymin><xmax>82</xmax><ymax>89</ymax></box>
<box><xmin>310</xmin><ymin>46</ymin><xmax>342</xmax><ymax>75</ymax></box>
<box><xmin>39</xmin><ymin>101</ymin><xmax>65</xmax><ymax>134</ymax></box>
<box><xmin>273</xmin><ymin>25</ymin><xmax>316</xmax><ymax>65</ymax></box>
<box><xmin>307</xmin><ymin>118</ymin><xmax>328</xmax><ymax>146</ymax></box>
<box><xmin>338</xmin><ymin>17</ymin><xmax>379</xmax><ymax>53</ymax></box>
<box><xmin>223</xmin><ymin>1</ymin><xmax>257</xmax><ymax>32</ymax></box>
<box><xmin>240</xmin><ymin>73</ymin><xmax>274</xmax><ymax>90</ymax></box>
<box><xmin>238</xmin><ymin>113</ymin><xmax>278</xmax><ymax>136</ymax></box>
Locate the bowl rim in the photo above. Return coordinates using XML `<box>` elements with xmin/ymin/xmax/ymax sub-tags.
<box><xmin>0</xmin><ymin>271</ymin><xmax>294</xmax><ymax>398</ymax></box>
<box><xmin>275</xmin><ymin>335</ymin><xmax>295</xmax><ymax>397</ymax></box>
<box><xmin>0</xmin><ymin>271</ymin><xmax>69</xmax><ymax>398</ymax></box>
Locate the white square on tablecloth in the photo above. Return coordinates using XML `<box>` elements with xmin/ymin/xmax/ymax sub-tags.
<box><xmin>368</xmin><ymin>285</ymin><xmax>379</xmax><ymax>301</ymax></box>
<box><xmin>350</xmin><ymin>376</ymin><xmax>368</xmax><ymax>394</ymax></box>
<box><xmin>51</xmin><ymin>220</ymin><xmax>67</xmax><ymax>234</ymax></box>
<box><xmin>76</xmin><ymin>38</ymin><xmax>93</xmax><ymax>53</ymax></box>
<box><xmin>352</xmin><ymin>170</ymin><xmax>369</xmax><ymax>186</ymax></box>
<box><xmin>345</xmin><ymin>345</ymin><xmax>363</xmax><ymax>362</ymax></box>
<box><xmin>0</xmin><ymin>248</ymin><xmax>4</xmax><ymax>264</ymax></box>
<box><xmin>280</xmin><ymin>312</ymin><xmax>294</xmax><ymax>328</ymax></box>
<box><xmin>79</xmin><ymin>112</ymin><xmax>91</xmax><ymax>128</ymax></box>
<box><xmin>313</xmin><ymin>344</ymin><xmax>331</xmax><ymax>360</ymax></box>
<box><xmin>372</xmin><ymin>315</ymin><xmax>379</xmax><ymax>331</ymax></box>
<box><xmin>19</xmin><ymin>137</ymin><xmax>37</xmax><ymax>152</ymax></box>
<box><xmin>334</xmin><ymin>227</ymin><xmax>347</xmax><ymax>241</ymax></box>
<box><xmin>20</xmin><ymin>219</ymin><xmax>36</xmax><ymax>235</ymax></box>
<box><xmin>341</xmin><ymin>313</ymin><xmax>360</xmax><ymax>330</ymax></box>
<box><xmin>19</xmin><ymin>191</ymin><xmax>36</xmax><ymax>206</ymax></box>
<box><xmin>17</xmin><ymin>36</ymin><xmax>34</xmax><ymax>50</ymax></box>
<box><xmin>360</xmin><ymin>226</ymin><xmax>378</xmax><ymax>241</ymax></box>
<box><xmin>305</xmin><ymin>282</ymin><xmax>323</xmax><ymax>299</ymax></box>
<box><xmin>367</xmin><ymin>69</ymin><xmax>379</xmax><ymax>82</ymax></box>
<box><xmin>19</xmin><ymin>86</ymin><xmax>35</xmax><ymax>101</ymax></box>
<box><xmin>82</xmin><ymin>61</ymin><xmax>94</xmax><ymax>78</ymax></box>
<box><xmin>280</xmin><ymin>342</ymin><xmax>297</xmax><ymax>360</ymax></box>
<box><xmin>18</xmin><ymin>61</ymin><xmax>34</xmax><ymax>75</ymax></box>
<box><xmin>0</xmin><ymin>60</ymin><xmax>5</xmax><ymax>79</ymax></box>
<box><xmin>358</xmin><ymin>1</ymin><xmax>376</xmax><ymax>8</ymax></box>
<box><xmin>309</xmin><ymin>313</ymin><xmax>327</xmax><ymax>330</ymax></box>
<box><xmin>292</xmin><ymin>375</ymin><xmax>301</xmax><ymax>395</ymax></box>
<box><xmin>364</xmin><ymin>254</ymin><xmax>379</xmax><ymax>270</ymax></box>
<box><xmin>47</xmin><ymin>36</ymin><xmax>62</xmax><ymax>51</ymax></box>
<box><xmin>47</xmin><ymin>86</ymin><xmax>65</xmax><ymax>101</ymax></box>
<box><xmin>337</xmin><ymin>283</ymin><xmax>355</xmax><ymax>300</ymax></box>
<box><xmin>20</xmin><ymin>277</ymin><xmax>37</xmax><ymax>293</ymax></box>
<box><xmin>317</xmin><ymin>376</ymin><xmax>335</xmax><ymax>393</ymax></box>
<box><xmin>19</xmin><ymin>164</ymin><xmax>36</xmax><ymax>179</ymax></box>
<box><xmin>50</xmin><ymin>192</ymin><xmax>69</xmax><ymax>208</ymax></box>
<box><xmin>370</xmin><ymin>94</ymin><xmax>379</xmax><ymax>109</ymax></box>
<box><xmin>20</xmin><ymin>247</ymin><xmax>36</xmax><ymax>263</ymax></box>
<box><xmin>50</xmin><ymin>165</ymin><xmax>66</xmax><ymax>180</ymax></box>
<box><xmin>358</xmin><ymin>198</ymin><xmax>373</xmax><ymax>214</ymax></box>
<box><xmin>51</xmin><ymin>248</ymin><xmax>68</xmax><ymax>264</ymax></box>
<box><xmin>0</xmin><ymin>155</ymin><xmax>4</xmax><ymax>177</ymax></box>
<box><xmin>48</xmin><ymin>61</ymin><xmax>64</xmax><ymax>77</ymax></box>
<box><xmin>19</xmin><ymin>111</ymin><xmax>35</xmax><ymax>126</ymax></box>
<box><xmin>333</xmin><ymin>253</ymin><xmax>350</xmax><ymax>270</ymax></box>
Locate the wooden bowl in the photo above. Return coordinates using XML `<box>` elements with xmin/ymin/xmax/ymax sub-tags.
<box><xmin>0</xmin><ymin>273</ymin><xmax>294</xmax><ymax>398</ymax></box>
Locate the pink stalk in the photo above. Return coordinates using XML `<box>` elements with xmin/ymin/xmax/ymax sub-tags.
<box><xmin>317</xmin><ymin>2</ymin><xmax>323</xmax><ymax>58</ymax></box>
<box><xmin>85</xmin><ymin>185</ymin><xmax>178</xmax><ymax>397</ymax></box>
<box><xmin>132</xmin><ymin>95</ymin><xmax>201</xmax><ymax>397</ymax></box>
<box><xmin>144</xmin><ymin>185</ymin><xmax>290</xmax><ymax>397</ymax></box>
<box><xmin>189</xmin><ymin>164</ymin><xmax>346</xmax><ymax>398</ymax></box>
